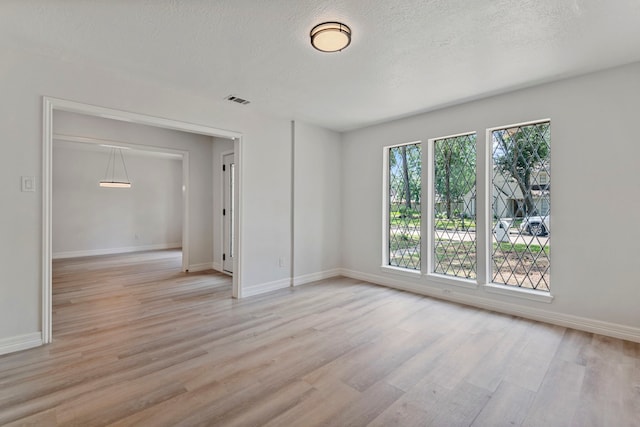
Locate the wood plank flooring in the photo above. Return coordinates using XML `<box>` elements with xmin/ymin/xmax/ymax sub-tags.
<box><xmin>1</xmin><ymin>250</ymin><xmax>639</xmax><ymax>426</ymax></box>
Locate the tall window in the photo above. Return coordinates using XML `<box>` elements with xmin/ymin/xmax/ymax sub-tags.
<box><xmin>491</xmin><ymin>121</ymin><xmax>551</xmax><ymax>291</ymax></box>
<box><xmin>433</xmin><ymin>133</ymin><xmax>477</xmax><ymax>279</ymax></box>
<box><xmin>388</xmin><ymin>143</ymin><xmax>421</xmax><ymax>269</ymax></box>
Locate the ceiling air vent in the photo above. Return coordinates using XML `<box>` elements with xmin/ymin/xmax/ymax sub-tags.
<box><xmin>225</xmin><ymin>95</ymin><xmax>250</xmax><ymax>105</ymax></box>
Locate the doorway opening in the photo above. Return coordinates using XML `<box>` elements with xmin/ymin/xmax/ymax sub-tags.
<box><xmin>52</xmin><ymin>134</ymin><xmax>188</xmax><ymax>270</ymax></box>
<box><xmin>42</xmin><ymin>97</ymin><xmax>243</xmax><ymax>344</ymax></box>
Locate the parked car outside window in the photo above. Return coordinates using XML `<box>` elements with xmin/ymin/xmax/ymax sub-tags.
<box><xmin>519</xmin><ymin>215</ymin><xmax>550</xmax><ymax>236</ymax></box>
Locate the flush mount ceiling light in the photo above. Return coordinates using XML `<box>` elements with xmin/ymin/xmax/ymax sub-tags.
<box><xmin>99</xmin><ymin>147</ymin><xmax>132</xmax><ymax>188</ymax></box>
<box><xmin>310</xmin><ymin>22</ymin><xmax>351</xmax><ymax>52</ymax></box>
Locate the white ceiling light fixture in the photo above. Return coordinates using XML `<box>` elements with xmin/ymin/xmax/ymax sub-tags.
<box><xmin>310</xmin><ymin>22</ymin><xmax>351</xmax><ymax>52</ymax></box>
<box><xmin>99</xmin><ymin>147</ymin><xmax>132</xmax><ymax>188</ymax></box>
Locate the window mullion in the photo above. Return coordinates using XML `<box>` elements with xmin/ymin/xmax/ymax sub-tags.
<box><xmin>423</xmin><ymin>139</ymin><xmax>433</xmax><ymax>275</ymax></box>
<box><xmin>382</xmin><ymin>147</ymin><xmax>391</xmax><ymax>267</ymax></box>
<box><xmin>476</xmin><ymin>130</ymin><xmax>491</xmax><ymax>285</ymax></box>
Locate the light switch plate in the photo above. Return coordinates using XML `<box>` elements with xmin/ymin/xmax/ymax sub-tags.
<box><xmin>21</xmin><ymin>176</ymin><xmax>35</xmax><ymax>192</ymax></box>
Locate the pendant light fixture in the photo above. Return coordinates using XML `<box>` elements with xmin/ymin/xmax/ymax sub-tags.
<box><xmin>99</xmin><ymin>146</ymin><xmax>132</xmax><ymax>188</ymax></box>
<box><xmin>310</xmin><ymin>22</ymin><xmax>351</xmax><ymax>52</ymax></box>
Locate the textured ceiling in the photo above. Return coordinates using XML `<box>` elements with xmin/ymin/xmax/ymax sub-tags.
<box><xmin>2</xmin><ymin>1</ymin><xmax>640</xmax><ymax>131</ymax></box>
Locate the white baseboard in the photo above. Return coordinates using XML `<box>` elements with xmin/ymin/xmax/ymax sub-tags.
<box><xmin>187</xmin><ymin>262</ymin><xmax>214</xmax><ymax>273</ymax></box>
<box><xmin>212</xmin><ymin>261</ymin><xmax>223</xmax><ymax>272</ymax></box>
<box><xmin>340</xmin><ymin>268</ymin><xmax>640</xmax><ymax>344</ymax></box>
<box><xmin>0</xmin><ymin>332</ymin><xmax>42</xmax><ymax>355</ymax></box>
<box><xmin>293</xmin><ymin>268</ymin><xmax>341</xmax><ymax>286</ymax></box>
<box><xmin>53</xmin><ymin>243</ymin><xmax>181</xmax><ymax>259</ymax></box>
<box><xmin>242</xmin><ymin>277</ymin><xmax>291</xmax><ymax>298</ymax></box>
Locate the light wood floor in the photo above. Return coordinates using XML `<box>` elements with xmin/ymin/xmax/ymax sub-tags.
<box><xmin>1</xmin><ymin>250</ymin><xmax>638</xmax><ymax>426</ymax></box>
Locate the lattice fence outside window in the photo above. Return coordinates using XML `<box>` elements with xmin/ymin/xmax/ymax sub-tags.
<box><xmin>491</xmin><ymin>122</ymin><xmax>551</xmax><ymax>291</ymax></box>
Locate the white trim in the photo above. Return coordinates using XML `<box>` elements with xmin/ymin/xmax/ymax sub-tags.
<box><xmin>219</xmin><ymin>149</ymin><xmax>234</xmax><ymax>275</ymax></box>
<box><xmin>242</xmin><ymin>278</ymin><xmax>291</xmax><ymax>298</ymax></box>
<box><xmin>426</xmin><ymin>131</ymin><xmax>477</xmax><ymax>278</ymax></box>
<box><xmin>426</xmin><ymin>272</ymin><xmax>478</xmax><ymax>290</ymax></box>
<box><xmin>45</xmin><ymin>97</ymin><xmax>241</xmax><ymax>139</ymax></box>
<box><xmin>290</xmin><ymin>121</ymin><xmax>295</xmax><ymax>287</ymax></box>
<box><xmin>486</xmin><ymin>118</ymin><xmax>551</xmax><ymax>134</ymax></box>
<box><xmin>52</xmin><ymin>243</ymin><xmax>182</xmax><ymax>260</ymax></box>
<box><xmin>212</xmin><ymin>261</ymin><xmax>223</xmax><ymax>272</ymax></box>
<box><xmin>232</xmin><ymin>137</ymin><xmax>243</xmax><ymax>299</ymax></box>
<box><xmin>478</xmin><ymin>129</ymin><xmax>491</xmax><ymax>285</ymax></box>
<box><xmin>43</xmin><ymin>96</ymin><xmax>244</xmax><ymax>343</ymax></box>
<box><xmin>380</xmin><ymin>265</ymin><xmax>422</xmax><ymax>279</ymax></box>
<box><xmin>187</xmin><ymin>262</ymin><xmax>215</xmax><ymax>273</ymax></box>
<box><xmin>42</xmin><ymin>98</ymin><xmax>53</xmax><ymax>344</ymax></box>
<box><xmin>382</xmin><ymin>140</ymin><xmax>423</xmax><ymax>268</ymax></box>
<box><xmin>53</xmin><ymin>134</ymin><xmax>186</xmax><ymax>156</ymax></box>
<box><xmin>484</xmin><ymin>119</ymin><xmax>551</xmax><ymax>291</ymax></box>
<box><xmin>343</xmin><ymin>268</ymin><xmax>431</xmax><ymax>293</ymax></box>
<box><xmin>340</xmin><ymin>268</ymin><xmax>640</xmax><ymax>344</ymax></box>
<box><xmin>422</xmin><ymin>137</ymin><xmax>431</xmax><ymax>274</ymax></box>
<box><xmin>0</xmin><ymin>333</ymin><xmax>43</xmax><ymax>356</ymax></box>
<box><xmin>293</xmin><ymin>269</ymin><xmax>342</xmax><ymax>286</ymax></box>
<box><xmin>385</xmin><ymin>139</ymin><xmax>422</xmax><ymax>150</ymax></box>
<box><xmin>483</xmin><ymin>283</ymin><xmax>553</xmax><ymax>303</ymax></box>
<box><xmin>182</xmin><ymin>151</ymin><xmax>190</xmax><ymax>273</ymax></box>
<box><xmin>381</xmin><ymin>146</ymin><xmax>391</xmax><ymax>268</ymax></box>
<box><xmin>430</xmin><ymin>130</ymin><xmax>477</xmax><ymax>142</ymax></box>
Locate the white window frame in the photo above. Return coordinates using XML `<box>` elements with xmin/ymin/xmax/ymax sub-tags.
<box><xmin>381</xmin><ymin>140</ymin><xmax>422</xmax><ymax>277</ymax></box>
<box><xmin>426</xmin><ymin>131</ymin><xmax>478</xmax><ymax>290</ymax></box>
<box><xmin>482</xmin><ymin>119</ymin><xmax>553</xmax><ymax>303</ymax></box>
<box><xmin>379</xmin><ymin>120</ymin><xmax>554</xmax><ymax>304</ymax></box>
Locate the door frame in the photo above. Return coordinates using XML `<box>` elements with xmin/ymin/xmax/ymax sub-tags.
<box><xmin>220</xmin><ymin>150</ymin><xmax>235</xmax><ymax>274</ymax></box>
<box><xmin>42</xmin><ymin>96</ymin><xmax>244</xmax><ymax>344</ymax></box>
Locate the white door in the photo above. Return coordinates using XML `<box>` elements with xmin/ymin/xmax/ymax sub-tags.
<box><xmin>222</xmin><ymin>153</ymin><xmax>235</xmax><ymax>273</ymax></box>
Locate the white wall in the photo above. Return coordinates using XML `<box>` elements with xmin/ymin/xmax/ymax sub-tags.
<box><xmin>342</xmin><ymin>62</ymin><xmax>640</xmax><ymax>338</ymax></box>
<box><xmin>293</xmin><ymin>121</ymin><xmax>342</xmax><ymax>284</ymax></box>
<box><xmin>0</xmin><ymin>46</ymin><xmax>294</xmax><ymax>347</ymax></box>
<box><xmin>53</xmin><ymin>141</ymin><xmax>182</xmax><ymax>258</ymax></box>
